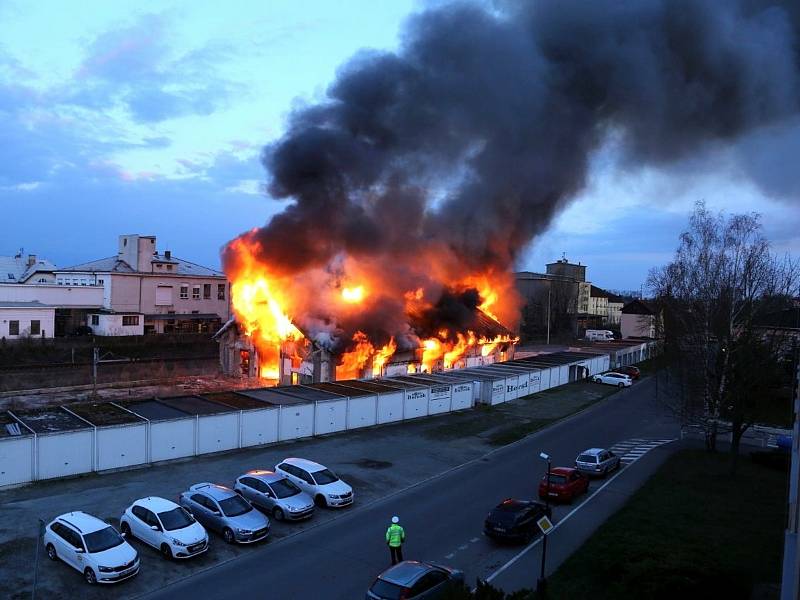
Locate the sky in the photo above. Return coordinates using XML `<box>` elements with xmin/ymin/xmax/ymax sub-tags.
<box><xmin>1</xmin><ymin>0</ymin><xmax>798</xmax><ymax>292</ymax></box>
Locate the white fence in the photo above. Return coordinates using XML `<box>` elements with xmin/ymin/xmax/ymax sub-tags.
<box><xmin>1</xmin><ymin>351</ymin><xmax>649</xmax><ymax>488</ymax></box>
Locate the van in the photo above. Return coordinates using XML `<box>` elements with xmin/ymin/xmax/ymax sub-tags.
<box><xmin>585</xmin><ymin>330</ymin><xmax>615</xmax><ymax>342</ymax></box>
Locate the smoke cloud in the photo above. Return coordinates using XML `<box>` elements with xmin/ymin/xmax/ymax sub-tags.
<box><xmin>224</xmin><ymin>0</ymin><xmax>800</xmax><ymax>354</ymax></box>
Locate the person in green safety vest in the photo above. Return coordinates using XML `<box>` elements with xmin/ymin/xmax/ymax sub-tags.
<box><xmin>386</xmin><ymin>515</ymin><xmax>405</xmax><ymax>565</ymax></box>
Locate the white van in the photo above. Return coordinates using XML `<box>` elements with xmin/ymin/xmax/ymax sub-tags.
<box><xmin>585</xmin><ymin>330</ymin><xmax>615</xmax><ymax>342</ymax></box>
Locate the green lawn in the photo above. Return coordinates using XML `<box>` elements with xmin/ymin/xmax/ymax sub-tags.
<box><xmin>547</xmin><ymin>449</ymin><xmax>788</xmax><ymax>600</ymax></box>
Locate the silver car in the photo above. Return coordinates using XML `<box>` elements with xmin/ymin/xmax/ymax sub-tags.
<box><xmin>575</xmin><ymin>448</ymin><xmax>621</xmax><ymax>477</ymax></box>
<box><xmin>234</xmin><ymin>470</ymin><xmax>315</xmax><ymax>522</ymax></box>
<box><xmin>366</xmin><ymin>560</ymin><xmax>464</xmax><ymax>599</ymax></box>
<box><xmin>178</xmin><ymin>483</ymin><xmax>269</xmax><ymax>544</ymax></box>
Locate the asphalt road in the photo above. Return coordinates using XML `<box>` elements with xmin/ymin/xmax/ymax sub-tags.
<box><xmin>141</xmin><ymin>377</ymin><xmax>678</xmax><ymax>599</ymax></box>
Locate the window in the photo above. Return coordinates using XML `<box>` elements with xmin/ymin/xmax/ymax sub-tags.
<box><xmin>155</xmin><ymin>285</ymin><xmax>173</xmax><ymax>306</ymax></box>
<box><xmin>38</xmin><ymin>277</ymin><xmax>47</xmax><ymax>283</ymax></box>
<box><xmin>9</xmin><ymin>320</ymin><xmax>19</xmax><ymax>336</ymax></box>
<box><xmin>132</xmin><ymin>505</ymin><xmax>148</xmax><ymax>521</ymax></box>
<box><xmin>30</xmin><ymin>320</ymin><xmax>40</xmax><ymax>335</ymax></box>
<box><xmin>98</xmin><ymin>279</ymin><xmax>104</xmax><ymax>285</ymax></box>
<box><xmin>166</xmin><ymin>264</ymin><xmax>173</xmax><ymax>271</ymax></box>
<box><xmin>122</xmin><ymin>315</ymin><xmax>139</xmax><ymax>326</ymax></box>
<box><xmin>180</xmin><ymin>285</ymin><xmax>189</xmax><ymax>299</ymax></box>
<box><xmin>217</xmin><ymin>284</ymin><xmax>226</xmax><ymax>300</ymax></box>
<box><xmin>156</xmin><ymin>263</ymin><xmax>163</xmax><ymax>269</ymax></box>
<box><xmin>90</xmin><ymin>315</ymin><xmax>99</xmax><ymax>326</ymax></box>
<box><xmin>192</xmin><ymin>286</ymin><xmax>200</xmax><ymax>300</ymax></box>
<box><xmin>203</xmin><ymin>284</ymin><xmax>211</xmax><ymax>299</ymax></box>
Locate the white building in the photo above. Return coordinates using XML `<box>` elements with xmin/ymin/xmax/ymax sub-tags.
<box><xmin>0</xmin><ymin>301</ymin><xmax>56</xmax><ymax>339</ymax></box>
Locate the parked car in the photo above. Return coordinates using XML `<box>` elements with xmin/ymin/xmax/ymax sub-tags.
<box><xmin>615</xmin><ymin>365</ymin><xmax>640</xmax><ymax>379</ymax></box>
<box><xmin>234</xmin><ymin>470</ymin><xmax>315</xmax><ymax>521</ymax></box>
<box><xmin>120</xmin><ymin>497</ymin><xmax>208</xmax><ymax>559</ymax></box>
<box><xmin>178</xmin><ymin>483</ymin><xmax>269</xmax><ymax>544</ymax></box>
<box><xmin>366</xmin><ymin>560</ymin><xmax>464</xmax><ymax>599</ymax></box>
<box><xmin>483</xmin><ymin>499</ymin><xmax>552</xmax><ymax>543</ymax></box>
<box><xmin>538</xmin><ymin>467</ymin><xmax>589</xmax><ymax>503</ymax></box>
<box><xmin>575</xmin><ymin>448</ymin><xmax>621</xmax><ymax>477</ymax></box>
<box><xmin>591</xmin><ymin>372</ymin><xmax>632</xmax><ymax>387</ymax></box>
<box><xmin>43</xmin><ymin>511</ymin><xmax>139</xmax><ymax>585</ymax></box>
<box><xmin>275</xmin><ymin>458</ymin><xmax>354</xmax><ymax>508</ymax></box>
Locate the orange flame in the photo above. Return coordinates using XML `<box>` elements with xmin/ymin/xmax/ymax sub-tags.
<box><xmin>341</xmin><ymin>285</ymin><xmax>365</xmax><ymax>303</ymax></box>
<box><xmin>373</xmin><ymin>337</ymin><xmax>397</xmax><ymax>375</ymax></box>
<box><xmin>335</xmin><ymin>332</ymin><xmax>397</xmax><ymax>380</ymax></box>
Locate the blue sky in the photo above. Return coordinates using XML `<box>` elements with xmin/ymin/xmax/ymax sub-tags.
<box><xmin>1</xmin><ymin>0</ymin><xmax>798</xmax><ymax>291</ymax></box>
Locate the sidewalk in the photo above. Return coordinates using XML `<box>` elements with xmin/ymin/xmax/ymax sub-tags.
<box><xmin>0</xmin><ymin>379</ymin><xmax>620</xmax><ymax>600</ymax></box>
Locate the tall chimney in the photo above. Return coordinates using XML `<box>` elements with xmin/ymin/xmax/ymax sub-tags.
<box><xmin>165</xmin><ymin>250</ymin><xmax>171</xmax><ymax>260</ymax></box>
<box><xmin>27</xmin><ymin>254</ymin><xmax>36</xmax><ymax>267</ymax></box>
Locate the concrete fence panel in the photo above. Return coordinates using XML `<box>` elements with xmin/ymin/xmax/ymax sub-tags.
<box><xmin>240</xmin><ymin>408</ymin><xmax>279</xmax><ymax>448</ymax></box>
<box><xmin>197</xmin><ymin>413</ymin><xmax>239</xmax><ymax>455</ymax></box>
<box><xmin>402</xmin><ymin>388</ymin><xmax>429</xmax><ymax>420</ymax></box>
<box><xmin>428</xmin><ymin>385</ymin><xmax>451</xmax><ymax>415</ymax></box>
<box><xmin>450</xmin><ymin>383</ymin><xmax>473</xmax><ymax>411</ymax></box>
<box><xmin>37</xmin><ymin>430</ymin><xmax>93</xmax><ymax>480</ymax></box>
<box><xmin>278</xmin><ymin>403</ymin><xmax>314</xmax><ymax>441</ymax></box>
<box><xmin>0</xmin><ymin>436</ymin><xmax>34</xmax><ymax>486</ymax></box>
<box><xmin>150</xmin><ymin>418</ymin><xmax>196</xmax><ymax>462</ymax></box>
<box><xmin>314</xmin><ymin>399</ymin><xmax>348</xmax><ymax>436</ymax></box>
<box><xmin>346</xmin><ymin>395</ymin><xmax>377</xmax><ymax>429</ymax></box>
<box><xmin>377</xmin><ymin>392</ymin><xmax>404</xmax><ymax>424</ymax></box>
<box><xmin>96</xmin><ymin>423</ymin><xmax>147</xmax><ymax>471</ymax></box>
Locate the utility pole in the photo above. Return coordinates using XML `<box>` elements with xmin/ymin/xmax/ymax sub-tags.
<box><xmin>538</xmin><ymin>452</ymin><xmax>552</xmax><ymax>596</ymax></box>
<box><xmin>546</xmin><ymin>286</ymin><xmax>551</xmax><ymax>345</ymax></box>
<box><xmin>92</xmin><ymin>346</ymin><xmax>99</xmax><ymax>398</ymax></box>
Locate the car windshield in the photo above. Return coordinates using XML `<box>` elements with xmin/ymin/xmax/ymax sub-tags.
<box><xmin>270</xmin><ymin>478</ymin><xmax>302</xmax><ymax>499</ymax></box>
<box><xmin>545</xmin><ymin>474</ymin><xmax>567</xmax><ymax>485</ymax></box>
<box><xmin>84</xmin><ymin>526</ymin><xmax>125</xmax><ymax>554</ymax></box>
<box><xmin>312</xmin><ymin>468</ymin><xmax>339</xmax><ymax>485</ymax></box>
<box><xmin>578</xmin><ymin>454</ymin><xmax>597</xmax><ymax>463</ymax></box>
<box><xmin>369</xmin><ymin>579</ymin><xmax>406</xmax><ymax>600</ymax></box>
<box><xmin>219</xmin><ymin>494</ymin><xmax>252</xmax><ymax>517</ymax></box>
<box><xmin>158</xmin><ymin>507</ymin><xmax>194</xmax><ymax>531</ymax></box>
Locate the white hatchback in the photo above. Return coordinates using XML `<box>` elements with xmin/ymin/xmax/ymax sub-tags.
<box><xmin>120</xmin><ymin>497</ymin><xmax>208</xmax><ymax>560</ymax></box>
<box><xmin>591</xmin><ymin>372</ymin><xmax>632</xmax><ymax>387</ymax></box>
<box><xmin>44</xmin><ymin>511</ymin><xmax>139</xmax><ymax>585</ymax></box>
<box><xmin>275</xmin><ymin>458</ymin><xmax>354</xmax><ymax>508</ymax></box>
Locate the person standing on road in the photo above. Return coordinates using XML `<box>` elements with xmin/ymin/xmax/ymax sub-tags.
<box><xmin>386</xmin><ymin>515</ymin><xmax>405</xmax><ymax>565</ymax></box>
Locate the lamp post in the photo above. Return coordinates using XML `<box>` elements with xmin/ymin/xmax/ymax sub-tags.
<box><xmin>538</xmin><ymin>452</ymin><xmax>551</xmax><ymax>596</ymax></box>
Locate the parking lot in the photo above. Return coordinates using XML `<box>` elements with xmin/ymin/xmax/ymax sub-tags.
<box><xmin>0</xmin><ymin>380</ymin><xmax>617</xmax><ymax>599</ymax></box>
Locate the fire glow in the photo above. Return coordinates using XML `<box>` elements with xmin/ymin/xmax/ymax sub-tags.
<box><xmin>225</xmin><ymin>236</ymin><xmax>520</xmax><ymax>381</ymax></box>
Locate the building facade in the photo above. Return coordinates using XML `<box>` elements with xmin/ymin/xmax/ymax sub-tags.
<box><xmin>621</xmin><ymin>299</ymin><xmax>659</xmax><ymax>339</ymax></box>
<box><xmin>0</xmin><ymin>301</ymin><xmax>55</xmax><ymax>339</ymax></box>
<box><xmin>57</xmin><ymin>235</ymin><xmax>230</xmax><ymax>334</ymax></box>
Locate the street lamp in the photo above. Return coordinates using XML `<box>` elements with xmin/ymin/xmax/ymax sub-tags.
<box><xmin>538</xmin><ymin>452</ymin><xmax>552</xmax><ymax>596</ymax></box>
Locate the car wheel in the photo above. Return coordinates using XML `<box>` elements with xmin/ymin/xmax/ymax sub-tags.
<box><xmin>223</xmin><ymin>528</ymin><xmax>235</xmax><ymax>544</ymax></box>
<box><xmin>314</xmin><ymin>494</ymin><xmax>327</xmax><ymax>508</ymax></box>
<box><xmin>273</xmin><ymin>507</ymin><xmax>285</xmax><ymax>521</ymax></box>
<box><xmin>161</xmin><ymin>543</ymin><xmax>173</xmax><ymax>560</ymax></box>
<box><xmin>618</xmin><ymin>382</ymin><xmax>624</xmax><ymax>388</ymax></box>
<box><xmin>46</xmin><ymin>543</ymin><xmax>57</xmax><ymax>561</ymax></box>
<box><xmin>120</xmin><ymin>521</ymin><xmax>132</xmax><ymax>539</ymax></box>
<box><xmin>84</xmin><ymin>568</ymin><xmax>97</xmax><ymax>585</ymax></box>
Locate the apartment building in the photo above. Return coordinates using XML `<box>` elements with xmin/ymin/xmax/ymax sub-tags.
<box><xmin>57</xmin><ymin>234</ymin><xmax>231</xmax><ymax>334</ymax></box>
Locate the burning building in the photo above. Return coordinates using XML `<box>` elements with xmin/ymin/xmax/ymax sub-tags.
<box><xmin>218</xmin><ymin>0</ymin><xmax>800</xmax><ymax>385</ymax></box>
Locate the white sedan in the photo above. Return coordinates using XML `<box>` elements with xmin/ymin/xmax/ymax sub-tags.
<box><xmin>591</xmin><ymin>372</ymin><xmax>632</xmax><ymax>387</ymax></box>
<box><xmin>275</xmin><ymin>458</ymin><xmax>354</xmax><ymax>508</ymax></box>
<box><xmin>120</xmin><ymin>497</ymin><xmax>208</xmax><ymax>559</ymax></box>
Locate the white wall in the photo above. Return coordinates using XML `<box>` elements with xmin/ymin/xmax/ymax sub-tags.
<box><xmin>96</xmin><ymin>424</ymin><xmax>148</xmax><ymax>471</ymax></box>
<box><xmin>240</xmin><ymin>408</ymin><xmax>279</xmax><ymax>447</ymax></box>
<box><xmin>278</xmin><ymin>404</ymin><xmax>314</xmax><ymax>441</ymax></box>
<box><xmin>197</xmin><ymin>413</ymin><xmax>239</xmax><ymax>454</ymax></box>
<box><xmin>402</xmin><ymin>388</ymin><xmax>429</xmax><ymax>419</ymax></box>
<box><xmin>0</xmin><ymin>307</ymin><xmax>55</xmax><ymax>338</ymax></box>
<box><xmin>0</xmin><ymin>283</ymin><xmax>103</xmax><ymax>307</ymax></box>
<box><xmin>0</xmin><ymin>436</ymin><xmax>34</xmax><ymax>486</ymax></box>
<box><xmin>37</xmin><ymin>431</ymin><xmax>93</xmax><ymax>479</ymax></box>
<box><xmin>428</xmin><ymin>384</ymin><xmax>451</xmax><ymax>414</ymax></box>
<box><xmin>450</xmin><ymin>383</ymin><xmax>473</xmax><ymax>411</ymax></box>
<box><xmin>150</xmin><ymin>419</ymin><xmax>196</xmax><ymax>462</ymax></box>
<box><xmin>346</xmin><ymin>396</ymin><xmax>377</xmax><ymax>429</ymax></box>
<box><xmin>377</xmin><ymin>391</ymin><xmax>404</xmax><ymax>424</ymax></box>
<box><xmin>90</xmin><ymin>313</ymin><xmax>145</xmax><ymax>336</ymax></box>
<box><xmin>314</xmin><ymin>400</ymin><xmax>348</xmax><ymax>435</ymax></box>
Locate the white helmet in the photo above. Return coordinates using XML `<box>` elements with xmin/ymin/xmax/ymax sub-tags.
<box><xmin>391</xmin><ymin>516</ymin><xmax>399</xmax><ymax>524</ymax></box>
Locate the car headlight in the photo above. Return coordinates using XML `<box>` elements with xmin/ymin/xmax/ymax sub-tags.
<box><xmin>98</xmin><ymin>566</ymin><xmax>114</xmax><ymax>572</ymax></box>
<box><xmin>236</xmin><ymin>528</ymin><xmax>251</xmax><ymax>534</ymax></box>
<box><xmin>327</xmin><ymin>493</ymin><xmax>338</xmax><ymax>498</ymax></box>
<box><xmin>171</xmin><ymin>538</ymin><xmax>187</xmax><ymax>546</ymax></box>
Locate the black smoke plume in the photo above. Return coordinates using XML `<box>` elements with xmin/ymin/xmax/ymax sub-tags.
<box><xmin>224</xmin><ymin>0</ymin><xmax>800</xmax><ymax>352</ymax></box>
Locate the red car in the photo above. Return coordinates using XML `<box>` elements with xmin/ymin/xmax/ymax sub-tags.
<box><xmin>616</xmin><ymin>365</ymin><xmax>640</xmax><ymax>379</ymax></box>
<box><xmin>538</xmin><ymin>467</ymin><xmax>590</xmax><ymax>503</ymax></box>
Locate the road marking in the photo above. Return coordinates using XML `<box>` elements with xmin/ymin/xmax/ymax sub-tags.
<box><xmin>483</xmin><ymin>438</ymin><xmax>677</xmax><ymax>584</ymax></box>
<box><xmin>471</xmin><ymin>537</ymin><xmax>480</xmax><ymax>543</ymax></box>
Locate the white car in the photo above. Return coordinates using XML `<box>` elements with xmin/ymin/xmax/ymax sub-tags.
<box><xmin>44</xmin><ymin>511</ymin><xmax>139</xmax><ymax>585</ymax></box>
<box><xmin>120</xmin><ymin>497</ymin><xmax>208</xmax><ymax>560</ymax></box>
<box><xmin>591</xmin><ymin>372</ymin><xmax>632</xmax><ymax>387</ymax></box>
<box><xmin>275</xmin><ymin>458</ymin><xmax>354</xmax><ymax>508</ymax></box>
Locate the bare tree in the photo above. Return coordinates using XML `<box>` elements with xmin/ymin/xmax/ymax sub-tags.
<box><xmin>648</xmin><ymin>202</ymin><xmax>798</xmax><ymax>465</ymax></box>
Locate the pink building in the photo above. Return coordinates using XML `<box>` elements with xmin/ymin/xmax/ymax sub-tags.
<box><xmin>57</xmin><ymin>235</ymin><xmax>230</xmax><ymax>334</ymax></box>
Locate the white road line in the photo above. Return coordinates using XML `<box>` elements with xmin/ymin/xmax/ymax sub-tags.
<box><xmin>483</xmin><ymin>438</ymin><xmax>676</xmax><ymax>584</ymax></box>
<box><xmin>470</xmin><ymin>537</ymin><xmax>480</xmax><ymax>543</ymax></box>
